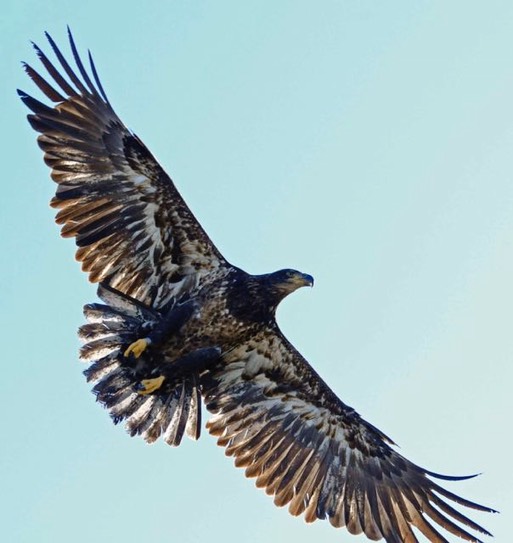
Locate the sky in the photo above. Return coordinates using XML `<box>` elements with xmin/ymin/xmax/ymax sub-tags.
<box><xmin>1</xmin><ymin>1</ymin><xmax>512</xmax><ymax>542</ymax></box>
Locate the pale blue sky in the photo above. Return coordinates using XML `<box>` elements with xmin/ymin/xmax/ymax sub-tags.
<box><xmin>2</xmin><ymin>2</ymin><xmax>511</xmax><ymax>542</ymax></box>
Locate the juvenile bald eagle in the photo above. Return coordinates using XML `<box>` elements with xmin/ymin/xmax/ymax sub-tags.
<box><xmin>19</xmin><ymin>30</ymin><xmax>495</xmax><ymax>543</ymax></box>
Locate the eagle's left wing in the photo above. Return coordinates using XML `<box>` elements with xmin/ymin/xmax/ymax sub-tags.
<box><xmin>203</xmin><ymin>329</ymin><xmax>493</xmax><ymax>543</ymax></box>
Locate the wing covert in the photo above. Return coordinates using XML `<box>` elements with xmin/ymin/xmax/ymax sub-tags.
<box><xmin>19</xmin><ymin>29</ymin><xmax>229</xmax><ymax>308</ymax></box>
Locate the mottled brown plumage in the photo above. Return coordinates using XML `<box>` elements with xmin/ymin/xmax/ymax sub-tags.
<box><xmin>20</xmin><ymin>29</ymin><xmax>495</xmax><ymax>542</ymax></box>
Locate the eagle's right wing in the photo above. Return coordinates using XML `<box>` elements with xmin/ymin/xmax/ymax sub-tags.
<box><xmin>19</xmin><ymin>29</ymin><xmax>229</xmax><ymax>309</ymax></box>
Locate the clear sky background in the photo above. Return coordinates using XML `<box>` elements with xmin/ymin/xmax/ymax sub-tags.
<box><xmin>1</xmin><ymin>2</ymin><xmax>512</xmax><ymax>542</ymax></box>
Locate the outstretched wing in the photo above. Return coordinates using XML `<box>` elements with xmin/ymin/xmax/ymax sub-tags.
<box><xmin>19</xmin><ymin>29</ymin><xmax>229</xmax><ymax>308</ymax></box>
<box><xmin>203</xmin><ymin>330</ymin><xmax>494</xmax><ymax>543</ymax></box>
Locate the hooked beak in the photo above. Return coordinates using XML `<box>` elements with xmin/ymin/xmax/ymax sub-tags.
<box><xmin>303</xmin><ymin>273</ymin><xmax>314</xmax><ymax>287</ymax></box>
<box><xmin>296</xmin><ymin>272</ymin><xmax>314</xmax><ymax>288</ymax></box>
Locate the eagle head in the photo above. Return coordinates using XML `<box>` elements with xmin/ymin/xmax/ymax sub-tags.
<box><xmin>266</xmin><ymin>269</ymin><xmax>314</xmax><ymax>299</ymax></box>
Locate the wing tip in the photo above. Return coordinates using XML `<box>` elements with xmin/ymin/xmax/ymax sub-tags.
<box><xmin>66</xmin><ymin>25</ymin><xmax>76</xmax><ymax>49</ymax></box>
<box><xmin>43</xmin><ymin>30</ymin><xmax>54</xmax><ymax>46</ymax></box>
<box><xmin>426</xmin><ymin>469</ymin><xmax>481</xmax><ymax>482</ymax></box>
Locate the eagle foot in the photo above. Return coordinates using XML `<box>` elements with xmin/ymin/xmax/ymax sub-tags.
<box><xmin>124</xmin><ymin>338</ymin><xmax>150</xmax><ymax>359</ymax></box>
<box><xmin>136</xmin><ymin>375</ymin><xmax>165</xmax><ymax>395</ymax></box>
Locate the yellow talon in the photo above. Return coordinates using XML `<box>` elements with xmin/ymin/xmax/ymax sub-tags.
<box><xmin>124</xmin><ymin>338</ymin><xmax>149</xmax><ymax>359</ymax></box>
<box><xmin>137</xmin><ymin>375</ymin><xmax>166</xmax><ymax>395</ymax></box>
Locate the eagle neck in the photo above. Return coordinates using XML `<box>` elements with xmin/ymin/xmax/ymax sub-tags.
<box><xmin>226</xmin><ymin>269</ymin><xmax>279</xmax><ymax>326</ymax></box>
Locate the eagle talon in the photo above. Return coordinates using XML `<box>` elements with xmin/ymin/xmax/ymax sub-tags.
<box><xmin>124</xmin><ymin>338</ymin><xmax>150</xmax><ymax>359</ymax></box>
<box><xmin>136</xmin><ymin>375</ymin><xmax>166</xmax><ymax>395</ymax></box>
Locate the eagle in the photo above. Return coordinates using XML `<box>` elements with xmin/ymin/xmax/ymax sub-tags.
<box><xmin>19</xmin><ymin>29</ymin><xmax>495</xmax><ymax>543</ymax></box>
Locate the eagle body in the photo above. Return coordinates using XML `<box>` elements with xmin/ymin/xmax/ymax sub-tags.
<box><xmin>20</xmin><ymin>30</ymin><xmax>495</xmax><ymax>543</ymax></box>
<box><xmin>150</xmin><ymin>267</ymin><xmax>314</xmax><ymax>360</ymax></box>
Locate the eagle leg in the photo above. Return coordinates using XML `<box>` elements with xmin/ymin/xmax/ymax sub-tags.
<box><xmin>135</xmin><ymin>347</ymin><xmax>222</xmax><ymax>396</ymax></box>
<box><xmin>123</xmin><ymin>299</ymin><xmax>198</xmax><ymax>361</ymax></box>
<box><xmin>165</xmin><ymin>347</ymin><xmax>222</xmax><ymax>375</ymax></box>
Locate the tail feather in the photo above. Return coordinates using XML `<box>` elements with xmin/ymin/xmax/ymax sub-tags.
<box><xmin>83</xmin><ymin>352</ymin><xmax>119</xmax><ymax>382</ymax></box>
<box><xmin>79</xmin><ymin>283</ymin><xmax>202</xmax><ymax>445</ymax></box>
<box><xmin>79</xmin><ymin>321</ymin><xmax>135</xmax><ymax>341</ymax></box>
<box><xmin>163</xmin><ymin>379</ymin><xmax>195</xmax><ymax>446</ymax></box>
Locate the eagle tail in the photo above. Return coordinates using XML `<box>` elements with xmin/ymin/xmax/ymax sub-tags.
<box><xmin>78</xmin><ymin>283</ymin><xmax>202</xmax><ymax>446</ymax></box>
